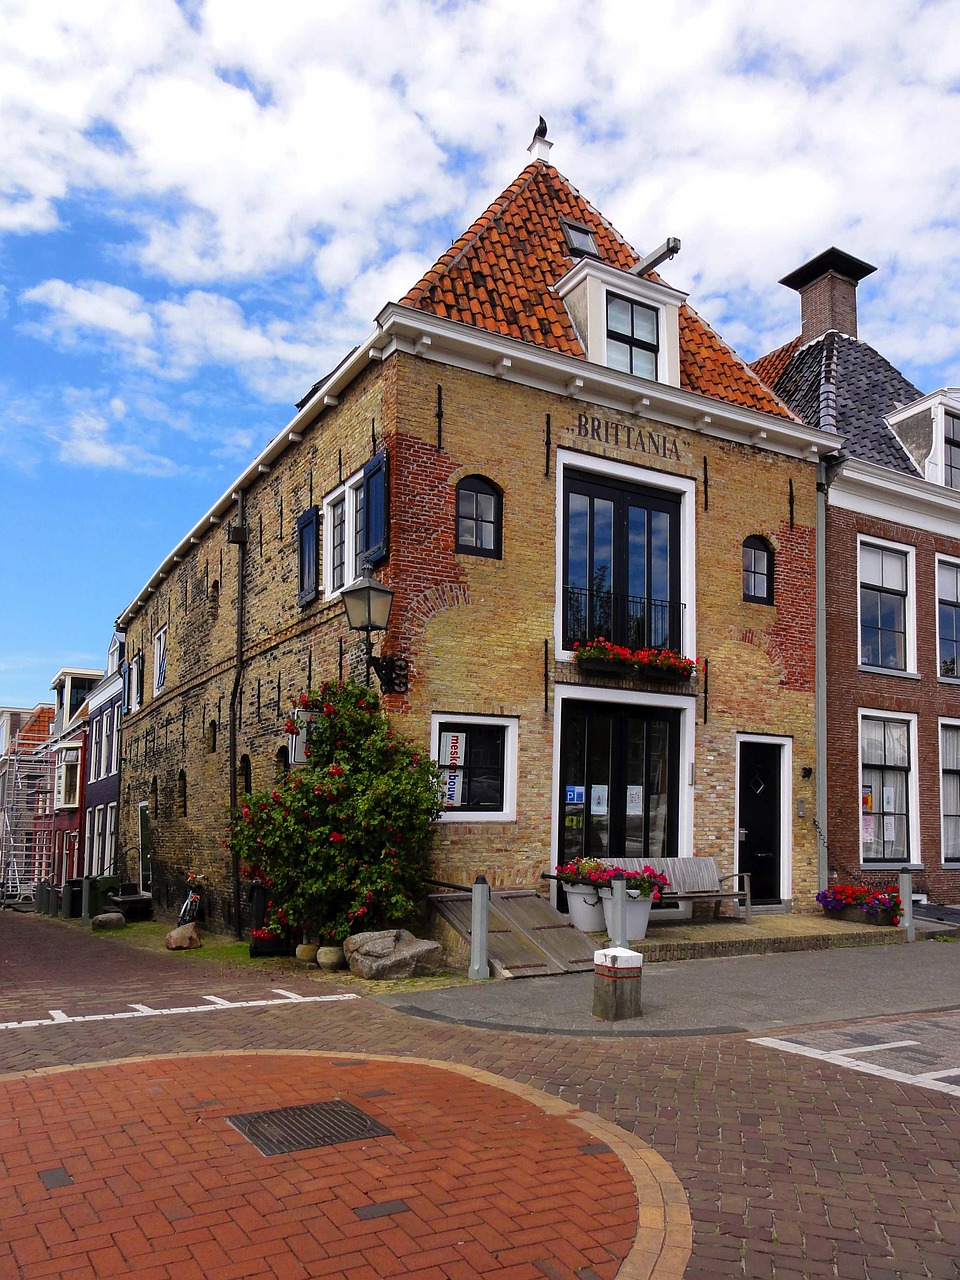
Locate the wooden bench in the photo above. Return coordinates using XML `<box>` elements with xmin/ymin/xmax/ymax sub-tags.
<box><xmin>599</xmin><ymin>856</ymin><xmax>751</xmax><ymax>923</ymax></box>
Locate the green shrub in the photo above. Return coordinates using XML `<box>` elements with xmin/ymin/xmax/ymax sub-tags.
<box><xmin>230</xmin><ymin>680</ymin><xmax>443</xmax><ymax>942</ymax></box>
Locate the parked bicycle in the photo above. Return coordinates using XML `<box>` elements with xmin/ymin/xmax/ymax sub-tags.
<box><xmin>177</xmin><ymin>872</ymin><xmax>206</xmax><ymax>926</ymax></box>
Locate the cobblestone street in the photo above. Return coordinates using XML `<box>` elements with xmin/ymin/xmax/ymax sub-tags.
<box><xmin>2</xmin><ymin>911</ymin><xmax>959</xmax><ymax>1278</ymax></box>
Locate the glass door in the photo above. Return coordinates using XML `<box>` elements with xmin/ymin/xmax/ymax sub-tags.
<box><xmin>560</xmin><ymin>701</ymin><xmax>680</xmax><ymax>863</ymax></box>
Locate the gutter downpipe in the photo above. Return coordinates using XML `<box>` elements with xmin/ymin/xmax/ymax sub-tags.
<box><xmin>815</xmin><ymin>333</ymin><xmax>841</xmax><ymax>891</ymax></box>
<box><xmin>228</xmin><ymin>489</ymin><xmax>247</xmax><ymax>940</ymax></box>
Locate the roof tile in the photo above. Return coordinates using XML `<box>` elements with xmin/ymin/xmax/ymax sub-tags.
<box><xmin>400</xmin><ymin>161</ymin><xmax>794</xmax><ymax>420</ymax></box>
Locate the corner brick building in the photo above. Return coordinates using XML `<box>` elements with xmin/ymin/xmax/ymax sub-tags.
<box><xmin>754</xmin><ymin>248</ymin><xmax>960</xmax><ymax>905</ymax></box>
<box><xmin>117</xmin><ymin>144</ymin><xmax>839</xmax><ymax>932</ymax></box>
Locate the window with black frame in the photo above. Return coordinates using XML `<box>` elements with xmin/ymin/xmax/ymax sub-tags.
<box><xmin>946</xmin><ymin>414</ymin><xmax>960</xmax><ymax>489</ymax></box>
<box><xmin>939</xmin><ymin>560</ymin><xmax>960</xmax><ymax>677</ymax></box>
<box><xmin>742</xmin><ymin>536</ymin><xmax>774</xmax><ymax>604</ymax></box>
<box><xmin>606</xmin><ymin>293</ymin><xmax>659</xmax><ymax>379</ymax></box>
<box><xmin>859</xmin><ymin>543</ymin><xmax>907</xmax><ymax>670</ymax></box>
<box><xmin>456</xmin><ymin>476</ymin><xmax>502</xmax><ymax>558</ymax></box>
<box><xmin>437</xmin><ymin>722</ymin><xmax>505</xmax><ymax>813</ymax></box>
<box><xmin>563</xmin><ymin>470</ymin><xmax>680</xmax><ymax>652</ymax></box>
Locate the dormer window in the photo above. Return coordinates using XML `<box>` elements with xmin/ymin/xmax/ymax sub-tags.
<box><xmin>606</xmin><ymin>294</ymin><xmax>658</xmax><ymax>379</ymax></box>
<box><xmin>554</xmin><ymin>257</ymin><xmax>684</xmax><ymax>389</ymax></box>
<box><xmin>561</xmin><ymin>220</ymin><xmax>598</xmax><ymax>258</ymax></box>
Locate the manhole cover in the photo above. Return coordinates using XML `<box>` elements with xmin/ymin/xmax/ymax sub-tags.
<box><xmin>227</xmin><ymin>1100</ymin><xmax>394</xmax><ymax>1156</ymax></box>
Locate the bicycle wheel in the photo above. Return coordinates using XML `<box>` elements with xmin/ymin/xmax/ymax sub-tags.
<box><xmin>178</xmin><ymin>893</ymin><xmax>199</xmax><ymax>926</ymax></box>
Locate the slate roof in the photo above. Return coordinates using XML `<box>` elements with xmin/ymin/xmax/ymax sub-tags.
<box><xmin>400</xmin><ymin>161</ymin><xmax>795</xmax><ymax>421</ymax></box>
<box><xmin>751</xmin><ymin>331</ymin><xmax>923</xmax><ymax>474</ymax></box>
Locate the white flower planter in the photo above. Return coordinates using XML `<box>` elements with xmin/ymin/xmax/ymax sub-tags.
<box><xmin>598</xmin><ymin>887</ymin><xmax>653</xmax><ymax>941</ymax></box>
<box><xmin>562</xmin><ymin>882</ymin><xmax>606</xmax><ymax>932</ymax></box>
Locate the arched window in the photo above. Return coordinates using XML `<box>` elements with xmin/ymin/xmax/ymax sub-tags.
<box><xmin>742</xmin><ymin>536</ymin><xmax>774</xmax><ymax>605</ymax></box>
<box><xmin>239</xmin><ymin>754</ymin><xmax>252</xmax><ymax>796</ymax></box>
<box><xmin>177</xmin><ymin>769</ymin><xmax>187</xmax><ymax>818</ymax></box>
<box><xmin>276</xmin><ymin>744</ymin><xmax>289</xmax><ymax>780</ymax></box>
<box><xmin>456</xmin><ymin>476</ymin><xmax>502</xmax><ymax>558</ymax></box>
<box><xmin>206</xmin><ymin>720</ymin><xmax>217</xmax><ymax>753</ymax></box>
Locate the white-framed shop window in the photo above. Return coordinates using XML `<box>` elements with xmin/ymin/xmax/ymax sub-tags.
<box><xmin>431</xmin><ymin>713</ymin><xmax>518</xmax><ymax>822</ymax></box>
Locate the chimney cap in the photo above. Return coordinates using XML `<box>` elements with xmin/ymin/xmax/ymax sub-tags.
<box><xmin>779</xmin><ymin>247</ymin><xmax>876</xmax><ymax>292</ymax></box>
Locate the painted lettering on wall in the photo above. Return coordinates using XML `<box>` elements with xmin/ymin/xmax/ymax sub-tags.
<box><xmin>570</xmin><ymin>413</ymin><xmax>682</xmax><ymax>461</ymax></box>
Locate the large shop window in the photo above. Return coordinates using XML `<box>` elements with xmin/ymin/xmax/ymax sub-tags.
<box><xmin>860</xmin><ymin>715</ymin><xmax>912</xmax><ymax>862</ymax></box>
<box><xmin>563</xmin><ymin>471</ymin><xmax>680</xmax><ymax>652</ymax></box>
<box><xmin>433</xmin><ymin>716</ymin><xmax>517</xmax><ymax>820</ymax></box>
<box><xmin>324</xmin><ymin>451</ymin><xmax>389</xmax><ymax>593</ymax></box>
<box><xmin>941</xmin><ymin>723</ymin><xmax>960</xmax><ymax>863</ymax></box>
<box><xmin>560</xmin><ymin>701</ymin><xmax>680</xmax><ymax>862</ymax></box>
<box><xmin>859</xmin><ymin>542</ymin><xmax>909</xmax><ymax>670</ymax></box>
<box><xmin>938</xmin><ymin>559</ymin><xmax>960</xmax><ymax>678</ymax></box>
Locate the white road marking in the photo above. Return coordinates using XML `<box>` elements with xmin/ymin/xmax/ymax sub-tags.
<box><xmin>0</xmin><ymin>990</ymin><xmax>359</xmax><ymax>1032</ymax></box>
<box><xmin>751</xmin><ymin>1035</ymin><xmax>960</xmax><ymax>1098</ymax></box>
<box><xmin>828</xmin><ymin>1039</ymin><xmax>920</xmax><ymax>1056</ymax></box>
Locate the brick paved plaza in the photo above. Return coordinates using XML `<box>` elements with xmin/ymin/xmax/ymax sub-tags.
<box><xmin>1</xmin><ymin>912</ymin><xmax>959</xmax><ymax>1278</ymax></box>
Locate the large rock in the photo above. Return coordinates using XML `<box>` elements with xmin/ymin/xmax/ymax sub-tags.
<box><xmin>91</xmin><ymin>912</ymin><xmax>127</xmax><ymax>930</ymax></box>
<box><xmin>165</xmin><ymin>922</ymin><xmax>202</xmax><ymax>950</ymax></box>
<box><xmin>343</xmin><ymin>929</ymin><xmax>443</xmax><ymax>979</ymax></box>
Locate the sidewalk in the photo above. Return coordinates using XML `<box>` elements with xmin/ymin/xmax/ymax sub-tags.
<box><xmin>3</xmin><ymin>909</ymin><xmax>960</xmax><ymax>1279</ymax></box>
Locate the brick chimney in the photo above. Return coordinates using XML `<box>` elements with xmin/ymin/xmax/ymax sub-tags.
<box><xmin>779</xmin><ymin>247</ymin><xmax>876</xmax><ymax>342</ymax></box>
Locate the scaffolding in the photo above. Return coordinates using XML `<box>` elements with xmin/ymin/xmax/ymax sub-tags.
<box><xmin>0</xmin><ymin>714</ymin><xmax>55</xmax><ymax>900</ymax></box>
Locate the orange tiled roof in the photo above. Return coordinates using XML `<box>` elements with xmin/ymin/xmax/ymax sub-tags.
<box><xmin>401</xmin><ymin>161</ymin><xmax>795</xmax><ymax>421</ymax></box>
<box><xmin>751</xmin><ymin>336</ymin><xmax>803</xmax><ymax>388</ymax></box>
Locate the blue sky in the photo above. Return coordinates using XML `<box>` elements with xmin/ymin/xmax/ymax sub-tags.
<box><xmin>2</xmin><ymin>0</ymin><xmax>960</xmax><ymax>708</ymax></box>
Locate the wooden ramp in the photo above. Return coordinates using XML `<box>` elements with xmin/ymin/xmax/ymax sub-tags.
<box><xmin>430</xmin><ymin>889</ymin><xmax>597</xmax><ymax>978</ymax></box>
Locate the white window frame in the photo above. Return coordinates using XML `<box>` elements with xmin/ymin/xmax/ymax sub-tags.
<box><xmin>84</xmin><ymin>808</ymin><xmax>93</xmax><ymax>874</ymax></box>
<box><xmin>550</xmin><ymin>683</ymin><xmax>696</xmax><ymax>886</ymax></box>
<box><xmin>104</xmin><ymin>802</ymin><xmax>117</xmax><ymax>876</ymax></box>
<box><xmin>56</xmin><ymin>746</ymin><xmax>81</xmax><ymax>810</ymax></box>
<box><xmin>128</xmin><ymin>653</ymin><xmax>142</xmax><ymax>712</ymax></box>
<box><xmin>936</xmin><ymin>555</ymin><xmax>960</xmax><ymax>683</ymax></box>
<box><xmin>430</xmin><ymin>713</ymin><xmax>518</xmax><ymax>823</ymax></box>
<box><xmin>555</xmin><ymin>449</ymin><xmax>697</xmax><ymax>663</ymax></box>
<box><xmin>93</xmin><ymin>806</ymin><xmax>104</xmax><ymax>875</ymax></box>
<box><xmin>154</xmin><ymin>626</ymin><xmax>167</xmax><ymax>695</ymax></box>
<box><xmin>322</xmin><ymin>469</ymin><xmax>364</xmax><ymax>597</ymax></box>
<box><xmin>88</xmin><ymin>717</ymin><xmax>101</xmax><ymax>783</ymax></box>
<box><xmin>857</xmin><ymin>708</ymin><xmax>919</xmax><ymax>866</ymax></box>
<box><xmin>938</xmin><ymin>718</ymin><xmax>960</xmax><ymax>867</ymax></box>
<box><xmin>856</xmin><ymin>534</ymin><xmax>917</xmax><ymax>675</ymax></box>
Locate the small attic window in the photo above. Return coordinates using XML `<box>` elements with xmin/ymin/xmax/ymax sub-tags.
<box><xmin>561</xmin><ymin>220</ymin><xmax>598</xmax><ymax>258</ymax></box>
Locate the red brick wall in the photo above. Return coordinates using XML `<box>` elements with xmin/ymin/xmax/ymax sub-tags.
<box><xmin>825</xmin><ymin>505</ymin><xmax>960</xmax><ymax>902</ymax></box>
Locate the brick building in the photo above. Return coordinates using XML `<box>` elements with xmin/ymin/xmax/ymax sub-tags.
<box><xmin>754</xmin><ymin>248</ymin><xmax>960</xmax><ymax>904</ymax></box>
<box><xmin>117</xmin><ymin>141</ymin><xmax>839</xmax><ymax>933</ymax></box>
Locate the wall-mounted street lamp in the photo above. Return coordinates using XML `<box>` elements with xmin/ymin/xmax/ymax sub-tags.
<box><xmin>339</xmin><ymin>565</ymin><xmax>408</xmax><ymax>694</ymax></box>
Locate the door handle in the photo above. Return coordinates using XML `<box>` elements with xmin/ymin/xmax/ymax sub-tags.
<box><xmin>738</xmin><ymin>827</ymin><xmax>747</xmax><ymax>841</ymax></box>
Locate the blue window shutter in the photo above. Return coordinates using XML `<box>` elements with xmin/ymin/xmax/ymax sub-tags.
<box><xmin>362</xmin><ymin>449</ymin><xmax>388</xmax><ymax>566</ymax></box>
<box><xmin>296</xmin><ymin>506</ymin><xmax>319</xmax><ymax>606</ymax></box>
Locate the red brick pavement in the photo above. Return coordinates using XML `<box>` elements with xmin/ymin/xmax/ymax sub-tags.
<box><xmin>0</xmin><ymin>1051</ymin><xmax>681</xmax><ymax>1280</ymax></box>
<box><xmin>2</xmin><ymin>912</ymin><xmax>960</xmax><ymax>1278</ymax></box>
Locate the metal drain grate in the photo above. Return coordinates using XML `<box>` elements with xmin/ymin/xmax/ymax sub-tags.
<box><xmin>227</xmin><ymin>1099</ymin><xmax>394</xmax><ymax>1156</ymax></box>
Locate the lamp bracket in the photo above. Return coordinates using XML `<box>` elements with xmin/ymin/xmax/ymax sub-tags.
<box><xmin>368</xmin><ymin>654</ymin><xmax>409</xmax><ymax>695</ymax></box>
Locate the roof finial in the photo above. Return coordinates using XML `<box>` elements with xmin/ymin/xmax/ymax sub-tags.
<box><xmin>527</xmin><ymin>116</ymin><xmax>552</xmax><ymax>162</ymax></box>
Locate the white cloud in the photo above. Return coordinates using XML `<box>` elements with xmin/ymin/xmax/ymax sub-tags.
<box><xmin>51</xmin><ymin>405</ymin><xmax>180</xmax><ymax>476</ymax></box>
<box><xmin>2</xmin><ymin>0</ymin><xmax>960</xmax><ymax>388</ymax></box>
<box><xmin>20</xmin><ymin>279</ymin><xmax>156</xmax><ymax>362</ymax></box>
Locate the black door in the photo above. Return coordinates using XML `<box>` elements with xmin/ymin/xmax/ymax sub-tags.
<box><xmin>559</xmin><ymin>701</ymin><xmax>680</xmax><ymax>864</ymax></box>
<box><xmin>737</xmin><ymin>742</ymin><xmax>782</xmax><ymax>903</ymax></box>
